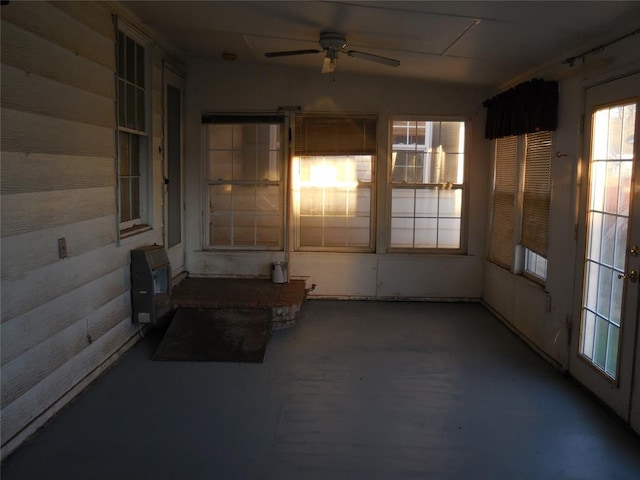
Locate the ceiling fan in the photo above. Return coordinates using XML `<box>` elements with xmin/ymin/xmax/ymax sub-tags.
<box><xmin>264</xmin><ymin>31</ymin><xmax>400</xmax><ymax>75</ymax></box>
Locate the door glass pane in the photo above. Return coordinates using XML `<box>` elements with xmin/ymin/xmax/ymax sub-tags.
<box><xmin>579</xmin><ymin>101</ymin><xmax>635</xmax><ymax>379</ymax></box>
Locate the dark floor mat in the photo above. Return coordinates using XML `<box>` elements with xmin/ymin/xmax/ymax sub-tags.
<box><xmin>153</xmin><ymin>307</ymin><xmax>271</xmax><ymax>363</ymax></box>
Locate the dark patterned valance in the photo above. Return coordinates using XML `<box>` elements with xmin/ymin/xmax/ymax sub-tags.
<box><xmin>483</xmin><ymin>79</ymin><xmax>558</xmax><ymax>140</ymax></box>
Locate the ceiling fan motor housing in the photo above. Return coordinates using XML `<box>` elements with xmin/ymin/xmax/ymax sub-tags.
<box><xmin>319</xmin><ymin>31</ymin><xmax>347</xmax><ymax>50</ymax></box>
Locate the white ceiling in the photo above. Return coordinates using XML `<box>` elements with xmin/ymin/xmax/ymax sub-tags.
<box><xmin>123</xmin><ymin>1</ymin><xmax>640</xmax><ymax>88</ymax></box>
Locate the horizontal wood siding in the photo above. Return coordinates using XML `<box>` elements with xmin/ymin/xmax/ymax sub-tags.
<box><xmin>0</xmin><ymin>216</ymin><xmax>118</xmax><ymax>281</ymax></box>
<box><xmin>1</xmin><ymin>317</ymin><xmax>137</xmax><ymax>445</ymax></box>
<box><xmin>1</xmin><ymin>65</ymin><xmax>115</xmax><ymax>129</ymax></box>
<box><xmin>1</xmin><ymin>108</ymin><xmax>115</xmax><ymax>158</ymax></box>
<box><xmin>0</xmin><ymin>1</ymin><xmax>174</xmax><ymax>458</ymax></box>
<box><xmin>0</xmin><ymin>1</ymin><xmax>115</xmax><ymax>70</ymax></box>
<box><xmin>1</xmin><ymin>19</ymin><xmax>115</xmax><ymax>99</ymax></box>
<box><xmin>1</xmin><ymin>152</ymin><xmax>115</xmax><ymax>195</ymax></box>
<box><xmin>2</xmin><ymin>290</ymin><xmax>130</xmax><ymax>406</ymax></box>
<box><xmin>1</xmin><ymin>186</ymin><xmax>115</xmax><ymax>237</ymax></box>
<box><xmin>51</xmin><ymin>1</ymin><xmax>115</xmax><ymax>41</ymax></box>
<box><xmin>1</xmin><ymin>268</ymin><xmax>128</xmax><ymax>364</ymax></box>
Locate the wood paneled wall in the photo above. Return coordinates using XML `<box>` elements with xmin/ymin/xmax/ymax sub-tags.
<box><xmin>0</xmin><ymin>1</ymin><xmax>173</xmax><ymax>458</ymax></box>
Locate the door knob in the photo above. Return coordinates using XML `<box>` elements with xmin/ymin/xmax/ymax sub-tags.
<box><xmin>618</xmin><ymin>270</ymin><xmax>638</xmax><ymax>283</ymax></box>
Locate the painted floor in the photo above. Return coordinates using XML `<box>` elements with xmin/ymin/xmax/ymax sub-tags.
<box><xmin>2</xmin><ymin>301</ymin><xmax>640</xmax><ymax>479</ymax></box>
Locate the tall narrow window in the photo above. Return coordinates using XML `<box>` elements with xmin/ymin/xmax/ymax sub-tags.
<box><xmin>204</xmin><ymin>116</ymin><xmax>284</xmax><ymax>249</ymax></box>
<box><xmin>488</xmin><ymin>136</ymin><xmax>517</xmax><ymax>269</ymax></box>
<box><xmin>522</xmin><ymin>131</ymin><xmax>552</xmax><ymax>280</ymax></box>
<box><xmin>488</xmin><ymin>132</ymin><xmax>552</xmax><ymax>282</ymax></box>
<box><xmin>389</xmin><ymin>119</ymin><xmax>466</xmax><ymax>250</ymax></box>
<box><xmin>293</xmin><ymin>116</ymin><xmax>376</xmax><ymax>251</ymax></box>
<box><xmin>117</xmin><ymin>29</ymin><xmax>148</xmax><ymax>234</ymax></box>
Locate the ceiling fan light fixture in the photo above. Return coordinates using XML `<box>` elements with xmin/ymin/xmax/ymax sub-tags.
<box><xmin>319</xmin><ymin>31</ymin><xmax>347</xmax><ymax>50</ymax></box>
<box><xmin>321</xmin><ymin>54</ymin><xmax>337</xmax><ymax>74</ymax></box>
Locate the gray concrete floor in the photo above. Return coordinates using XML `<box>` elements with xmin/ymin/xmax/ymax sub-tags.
<box><xmin>2</xmin><ymin>301</ymin><xmax>640</xmax><ymax>479</ymax></box>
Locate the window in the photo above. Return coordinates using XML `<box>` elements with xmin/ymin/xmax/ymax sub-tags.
<box><xmin>204</xmin><ymin>117</ymin><xmax>284</xmax><ymax>249</ymax></box>
<box><xmin>293</xmin><ymin>116</ymin><xmax>376</xmax><ymax>251</ymax></box>
<box><xmin>389</xmin><ymin>119</ymin><xmax>466</xmax><ymax>250</ymax></box>
<box><xmin>488</xmin><ymin>131</ymin><xmax>552</xmax><ymax>281</ymax></box>
<box><xmin>117</xmin><ymin>29</ymin><xmax>149</xmax><ymax>234</ymax></box>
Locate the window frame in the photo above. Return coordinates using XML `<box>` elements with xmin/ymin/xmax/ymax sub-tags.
<box><xmin>293</xmin><ymin>114</ymin><xmax>377</xmax><ymax>253</ymax></box>
<box><xmin>202</xmin><ymin>115</ymin><xmax>286</xmax><ymax>251</ymax></box>
<box><xmin>116</xmin><ymin>23</ymin><xmax>151</xmax><ymax>237</ymax></box>
<box><xmin>387</xmin><ymin>116</ymin><xmax>470</xmax><ymax>253</ymax></box>
<box><xmin>488</xmin><ymin>131</ymin><xmax>553</xmax><ymax>285</ymax></box>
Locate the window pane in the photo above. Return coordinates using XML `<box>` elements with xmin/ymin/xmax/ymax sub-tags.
<box><xmin>208</xmin><ymin>151</ymin><xmax>233</xmax><ymax>180</ymax></box>
<box><xmin>126</xmin><ymin>83</ymin><xmax>136</xmax><ymax>129</ymax></box>
<box><xmin>297</xmin><ymin>154</ymin><xmax>372</xmax><ymax>249</ymax></box>
<box><xmin>299</xmin><ymin>216</ymin><xmax>323</xmax><ymax>246</ymax></box>
<box><xmin>256</xmin><ymin>215</ymin><xmax>280</xmax><ymax>246</ymax></box>
<box><xmin>605</xmin><ymin>325</ymin><xmax>619</xmax><ymax>377</ymax></box>
<box><xmin>596</xmin><ymin>266</ymin><xmax>612</xmax><ymax>319</ymax></box>
<box><xmin>257</xmin><ymin>185</ymin><xmax>280</xmax><ymax>212</ymax></box>
<box><xmin>600</xmin><ymin>213</ymin><xmax>616</xmax><ymax>267</ymax></box>
<box><xmin>439</xmin><ymin>188</ymin><xmax>462</xmax><ymax>217</ymax></box>
<box><xmin>593</xmin><ymin>316</ymin><xmax>608</xmax><ymax>369</ymax></box>
<box><xmin>118</xmin><ymin>31</ymin><xmax>126</xmax><ymax>75</ymax></box>
<box><xmin>525</xmin><ymin>249</ymin><xmax>547</xmax><ymax>280</ymax></box>
<box><xmin>392</xmin><ymin>151</ymin><xmax>423</xmax><ymax>183</ymax></box>
<box><xmin>415</xmin><ymin>188</ymin><xmax>438</xmax><ymax>217</ymax></box>
<box><xmin>414</xmin><ymin>218</ymin><xmax>437</xmax><ymax>248</ymax></box>
<box><xmin>209</xmin><ymin>184</ymin><xmax>232</xmax><ymax>212</ymax></box>
<box><xmin>438</xmin><ymin>218</ymin><xmax>461</xmax><ymax>248</ymax></box>
<box><xmin>390</xmin><ymin>119</ymin><xmax>465</xmax><ymax>251</ymax></box>
<box><xmin>136</xmin><ymin>87</ymin><xmax>145</xmax><ymax>131</ymax></box>
<box><xmin>614</xmin><ymin>216</ymin><xmax>628</xmax><ymax>271</ymax></box>
<box><xmin>610</xmin><ymin>274</ymin><xmax>624</xmax><ymax>327</ymax></box>
<box><xmin>130</xmin><ymin>134</ymin><xmax>140</xmax><ymax>175</ymax></box>
<box><xmin>233</xmin><ymin>215</ymin><xmax>257</xmax><ymax>246</ymax></box>
<box><xmin>440</xmin><ymin>121</ymin><xmax>464</xmax><ymax>153</ymax></box>
<box><xmin>209</xmin><ymin>215</ymin><xmax>231</xmax><ymax>245</ymax></box>
<box><xmin>391</xmin><ymin>189</ymin><xmax>415</xmax><ymax>217</ymax></box>
<box><xmin>233</xmin><ymin>185</ymin><xmax>256</xmax><ymax>212</ymax></box>
<box><xmin>390</xmin><ymin>217</ymin><xmax>415</xmax><ymax>247</ymax></box>
<box><xmin>131</xmin><ymin>177</ymin><xmax>140</xmax><ymax>219</ymax></box>
<box><xmin>136</xmin><ymin>43</ymin><xmax>145</xmax><ymax>88</ymax></box>
<box><xmin>118</xmin><ymin>79</ymin><xmax>126</xmax><ymax>127</ymax></box>
<box><xmin>582</xmin><ymin>309</ymin><xmax>595</xmax><ymax>360</ymax></box>
<box><xmin>126</xmin><ymin>36</ymin><xmax>136</xmax><ymax>83</ymax></box>
<box><xmin>120</xmin><ymin>178</ymin><xmax>131</xmax><ymax>222</ymax></box>
<box><xmin>119</xmin><ymin>132</ymin><xmax>130</xmax><ymax>175</ymax></box>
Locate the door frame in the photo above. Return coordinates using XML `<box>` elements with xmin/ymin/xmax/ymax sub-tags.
<box><xmin>163</xmin><ymin>63</ymin><xmax>186</xmax><ymax>276</ymax></box>
<box><xmin>570</xmin><ymin>71</ymin><xmax>640</xmax><ymax>421</ymax></box>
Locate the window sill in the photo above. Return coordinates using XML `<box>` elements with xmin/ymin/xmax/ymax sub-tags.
<box><xmin>120</xmin><ymin>224</ymin><xmax>152</xmax><ymax>240</ymax></box>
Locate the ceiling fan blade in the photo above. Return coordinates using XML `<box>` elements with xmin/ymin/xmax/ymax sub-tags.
<box><xmin>346</xmin><ymin>50</ymin><xmax>400</xmax><ymax>67</ymax></box>
<box><xmin>265</xmin><ymin>49</ymin><xmax>322</xmax><ymax>58</ymax></box>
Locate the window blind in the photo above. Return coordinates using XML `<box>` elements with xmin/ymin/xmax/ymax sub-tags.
<box><xmin>521</xmin><ymin>131</ymin><xmax>552</xmax><ymax>256</ymax></box>
<box><xmin>488</xmin><ymin>136</ymin><xmax>517</xmax><ymax>269</ymax></box>
<box><xmin>295</xmin><ymin>116</ymin><xmax>377</xmax><ymax>156</ymax></box>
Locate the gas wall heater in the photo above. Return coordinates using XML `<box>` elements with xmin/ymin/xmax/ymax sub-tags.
<box><xmin>130</xmin><ymin>245</ymin><xmax>172</xmax><ymax>325</ymax></box>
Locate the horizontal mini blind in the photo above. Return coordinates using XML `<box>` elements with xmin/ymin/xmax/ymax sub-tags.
<box><xmin>521</xmin><ymin>131</ymin><xmax>552</xmax><ymax>256</ymax></box>
<box><xmin>488</xmin><ymin>136</ymin><xmax>517</xmax><ymax>269</ymax></box>
<box><xmin>295</xmin><ymin>116</ymin><xmax>377</xmax><ymax>155</ymax></box>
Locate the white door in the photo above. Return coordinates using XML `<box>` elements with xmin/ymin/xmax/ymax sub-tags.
<box><xmin>571</xmin><ymin>72</ymin><xmax>640</xmax><ymax>422</ymax></box>
<box><xmin>164</xmin><ymin>67</ymin><xmax>185</xmax><ymax>275</ymax></box>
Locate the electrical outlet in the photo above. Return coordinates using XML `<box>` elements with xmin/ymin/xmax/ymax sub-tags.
<box><xmin>58</xmin><ymin>238</ymin><xmax>67</xmax><ymax>258</ymax></box>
